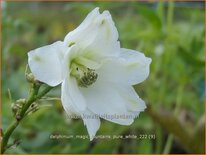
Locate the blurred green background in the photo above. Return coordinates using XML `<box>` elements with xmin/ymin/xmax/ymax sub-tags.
<box><xmin>1</xmin><ymin>1</ymin><xmax>205</xmax><ymax>154</ymax></box>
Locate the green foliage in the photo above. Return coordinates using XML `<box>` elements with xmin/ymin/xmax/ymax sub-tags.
<box><xmin>2</xmin><ymin>1</ymin><xmax>205</xmax><ymax>154</ymax></box>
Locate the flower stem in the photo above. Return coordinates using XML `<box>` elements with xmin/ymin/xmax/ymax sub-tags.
<box><xmin>19</xmin><ymin>83</ymin><xmax>41</xmax><ymax>118</ymax></box>
<box><xmin>162</xmin><ymin>85</ymin><xmax>183</xmax><ymax>154</ymax></box>
<box><xmin>163</xmin><ymin>134</ymin><xmax>174</xmax><ymax>154</ymax></box>
<box><xmin>1</xmin><ymin>84</ymin><xmax>53</xmax><ymax>153</ymax></box>
<box><xmin>155</xmin><ymin>126</ymin><xmax>163</xmax><ymax>153</ymax></box>
<box><xmin>167</xmin><ymin>0</ymin><xmax>174</xmax><ymax>31</ymax></box>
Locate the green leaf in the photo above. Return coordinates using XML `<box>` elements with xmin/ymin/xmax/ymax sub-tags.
<box><xmin>178</xmin><ymin>47</ymin><xmax>205</xmax><ymax>68</ymax></box>
<box><xmin>135</xmin><ymin>5</ymin><xmax>162</xmax><ymax>30</ymax></box>
<box><xmin>137</xmin><ymin>139</ymin><xmax>153</xmax><ymax>153</ymax></box>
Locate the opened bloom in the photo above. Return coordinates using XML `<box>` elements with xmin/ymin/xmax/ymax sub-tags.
<box><xmin>28</xmin><ymin>8</ymin><xmax>151</xmax><ymax>140</ymax></box>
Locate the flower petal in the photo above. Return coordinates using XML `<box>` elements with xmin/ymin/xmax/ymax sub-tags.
<box><xmin>81</xmin><ymin>110</ymin><xmax>100</xmax><ymax>141</ymax></box>
<box><xmin>120</xmin><ymin>48</ymin><xmax>152</xmax><ymax>84</ymax></box>
<box><xmin>116</xmin><ymin>85</ymin><xmax>146</xmax><ymax>113</ymax></box>
<box><xmin>28</xmin><ymin>41</ymin><xmax>68</xmax><ymax>86</ymax></box>
<box><xmin>85</xmin><ymin>10</ymin><xmax>120</xmax><ymax>57</ymax></box>
<box><xmin>80</xmin><ymin>79</ymin><xmax>135</xmax><ymax>125</ymax></box>
<box><xmin>61</xmin><ymin>77</ymin><xmax>100</xmax><ymax>140</ymax></box>
<box><xmin>64</xmin><ymin>7</ymin><xmax>100</xmax><ymax>49</ymax></box>
<box><xmin>74</xmin><ymin>56</ymin><xmax>101</xmax><ymax>70</ymax></box>
<box><xmin>61</xmin><ymin>77</ymin><xmax>87</xmax><ymax>114</ymax></box>
<box><xmin>98</xmin><ymin>48</ymin><xmax>152</xmax><ymax>85</ymax></box>
<box><xmin>64</xmin><ymin>7</ymin><xmax>120</xmax><ymax>59</ymax></box>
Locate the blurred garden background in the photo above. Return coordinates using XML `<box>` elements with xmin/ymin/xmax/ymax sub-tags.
<box><xmin>1</xmin><ymin>1</ymin><xmax>205</xmax><ymax>154</ymax></box>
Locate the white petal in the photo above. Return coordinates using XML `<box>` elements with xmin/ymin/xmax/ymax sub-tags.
<box><xmin>85</xmin><ymin>10</ymin><xmax>120</xmax><ymax>57</ymax></box>
<box><xmin>74</xmin><ymin>56</ymin><xmax>101</xmax><ymax>70</ymax></box>
<box><xmin>81</xmin><ymin>110</ymin><xmax>100</xmax><ymax>141</ymax></box>
<box><xmin>28</xmin><ymin>41</ymin><xmax>68</xmax><ymax>86</ymax></box>
<box><xmin>61</xmin><ymin>77</ymin><xmax>87</xmax><ymax>114</ymax></box>
<box><xmin>61</xmin><ymin>77</ymin><xmax>100</xmax><ymax>141</ymax></box>
<box><xmin>80</xmin><ymin>79</ymin><xmax>134</xmax><ymax>125</ymax></box>
<box><xmin>64</xmin><ymin>8</ymin><xmax>120</xmax><ymax>59</ymax></box>
<box><xmin>117</xmin><ymin>85</ymin><xmax>146</xmax><ymax>113</ymax></box>
<box><xmin>120</xmin><ymin>48</ymin><xmax>152</xmax><ymax>84</ymax></box>
<box><xmin>98</xmin><ymin>48</ymin><xmax>152</xmax><ymax>85</ymax></box>
<box><xmin>64</xmin><ymin>7</ymin><xmax>100</xmax><ymax>49</ymax></box>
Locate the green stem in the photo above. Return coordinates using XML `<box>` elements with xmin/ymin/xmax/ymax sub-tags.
<box><xmin>167</xmin><ymin>0</ymin><xmax>174</xmax><ymax>31</ymax></box>
<box><xmin>162</xmin><ymin>85</ymin><xmax>183</xmax><ymax>154</ymax></box>
<box><xmin>1</xmin><ymin>84</ymin><xmax>53</xmax><ymax>153</ymax></box>
<box><xmin>157</xmin><ymin>0</ymin><xmax>164</xmax><ymax>25</ymax></box>
<box><xmin>155</xmin><ymin>126</ymin><xmax>163</xmax><ymax>153</ymax></box>
<box><xmin>19</xmin><ymin>83</ymin><xmax>40</xmax><ymax>118</ymax></box>
<box><xmin>163</xmin><ymin>134</ymin><xmax>174</xmax><ymax>154</ymax></box>
<box><xmin>0</xmin><ymin>121</ymin><xmax>19</xmax><ymax>153</ymax></box>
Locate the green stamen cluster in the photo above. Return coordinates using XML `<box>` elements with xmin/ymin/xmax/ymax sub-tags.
<box><xmin>71</xmin><ymin>63</ymin><xmax>98</xmax><ymax>88</ymax></box>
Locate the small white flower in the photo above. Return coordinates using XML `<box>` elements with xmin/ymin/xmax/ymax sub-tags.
<box><xmin>28</xmin><ymin>8</ymin><xmax>152</xmax><ymax>140</ymax></box>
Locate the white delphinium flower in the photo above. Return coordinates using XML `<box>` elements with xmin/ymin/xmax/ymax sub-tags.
<box><xmin>28</xmin><ymin>8</ymin><xmax>152</xmax><ymax>140</ymax></box>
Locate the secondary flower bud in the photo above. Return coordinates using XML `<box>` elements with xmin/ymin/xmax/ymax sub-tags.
<box><xmin>26</xmin><ymin>73</ymin><xmax>36</xmax><ymax>83</ymax></box>
<box><xmin>11</xmin><ymin>103</ymin><xmax>18</xmax><ymax>114</ymax></box>
<box><xmin>16</xmin><ymin>98</ymin><xmax>26</xmax><ymax>105</ymax></box>
<box><xmin>16</xmin><ymin>114</ymin><xmax>21</xmax><ymax>121</ymax></box>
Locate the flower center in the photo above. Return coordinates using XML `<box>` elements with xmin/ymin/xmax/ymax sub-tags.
<box><xmin>70</xmin><ymin>63</ymin><xmax>98</xmax><ymax>88</ymax></box>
